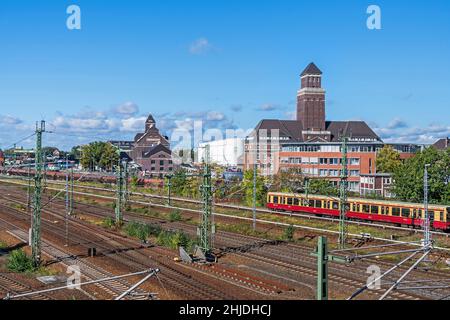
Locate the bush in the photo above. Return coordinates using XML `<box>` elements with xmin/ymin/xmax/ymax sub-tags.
<box><xmin>283</xmin><ymin>225</ymin><xmax>295</xmax><ymax>242</ymax></box>
<box><xmin>7</xmin><ymin>249</ymin><xmax>34</xmax><ymax>273</ymax></box>
<box><xmin>102</xmin><ymin>217</ymin><xmax>116</xmax><ymax>229</ymax></box>
<box><xmin>124</xmin><ymin>222</ymin><xmax>162</xmax><ymax>242</ymax></box>
<box><xmin>169</xmin><ymin>210</ymin><xmax>182</xmax><ymax>222</ymax></box>
<box><xmin>156</xmin><ymin>230</ymin><xmax>196</xmax><ymax>251</ymax></box>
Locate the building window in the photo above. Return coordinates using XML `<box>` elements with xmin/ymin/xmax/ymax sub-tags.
<box><xmin>160</xmin><ymin>160</ymin><xmax>164</xmax><ymax>166</ymax></box>
<box><xmin>151</xmin><ymin>160</ymin><xmax>156</xmax><ymax>164</ymax></box>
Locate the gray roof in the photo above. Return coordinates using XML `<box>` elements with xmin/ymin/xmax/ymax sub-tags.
<box><xmin>251</xmin><ymin>119</ymin><xmax>382</xmax><ymax>143</ymax></box>
<box><xmin>301</xmin><ymin>62</ymin><xmax>322</xmax><ymax>76</ymax></box>
<box><xmin>142</xmin><ymin>144</ymin><xmax>172</xmax><ymax>158</ymax></box>
<box><xmin>433</xmin><ymin>138</ymin><xmax>450</xmax><ymax>150</ymax></box>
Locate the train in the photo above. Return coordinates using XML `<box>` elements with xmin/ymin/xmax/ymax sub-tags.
<box><xmin>266</xmin><ymin>192</ymin><xmax>450</xmax><ymax>232</ymax></box>
<box><xmin>1</xmin><ymin>168</ymin><xmax>164</xmax><ymax>187</ymax></box>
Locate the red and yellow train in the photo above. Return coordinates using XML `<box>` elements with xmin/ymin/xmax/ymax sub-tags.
<box><xmin>267</xmin><ymin>192</ymin><xmax>450</xmax><ymax>232</ymax></box>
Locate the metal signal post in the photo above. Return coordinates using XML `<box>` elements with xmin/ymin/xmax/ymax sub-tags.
<box><xmin>338</xmin><ymin>136</ymin><xmax>349</xmax><ymax>250</ymax></box>
<box><xmin>199</xmin><ymin>144</ymin><xmax>214</xmax><ymax>255</ymax></box>
<box><xmin>31</xmin><ymin>121</ymin><xmax>46</xmax><ymax>267</ymax></box>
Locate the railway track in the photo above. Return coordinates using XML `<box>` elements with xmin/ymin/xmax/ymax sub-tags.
<box><xmin>1</xmin><ymin>183</ymin><xmax>449</xmax><ymax>300</ymax></box>
<box><xmin>3</xmin><ymin>176</ymin><xmax>449</xmax><ymax>238</ymax></box>
<box><xmin>0</xmin><ymin>195</ymin><xmax>272</xmax><ymax>299</ymax></box>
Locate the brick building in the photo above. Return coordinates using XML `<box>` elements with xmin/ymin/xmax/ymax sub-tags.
<box><xmin>111</xmin><ymin>114</ymin><xmax>177</xmax><ymax>178</ymax></box>
<box><xmin>244</xmin><ymin>63</ymin><xmax>418</xmax><ymax>192</ymax></box>
<box><xmin>433</xmin><ymin>137</ymin><xmax>450</xmax><ymax>150</ymax></box>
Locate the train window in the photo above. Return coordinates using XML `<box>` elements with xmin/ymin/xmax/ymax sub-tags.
<box><xmin>447</xmin><ymin>208</ymin><xmax>450</xmax><ymax>221</ymax></box>
<box><xmin>326</xmin><ymin>201</ymin><xmax>330</xmax><ymax>209</ymax></box>
<box><xmin>307</xmin><ymin>200</ymin><xmax>314</xmax><ymax>207</ymax></box>
<box><xmin>429</xmin><ymin>211</ymin><xmax>435</xmax><ymax>221</ymax></box>
<box><xmin>293</xmin><ymin>198</ymin><xmax>300</xmax><ymax>206</ymax></box>
<box><xmin>371</xmin><ymin>206</ymin><xmax>379</xmax><ymax>214</ymax></box>
<box><xmin>401</xmin><ymin>208</ymin><xmax>410</xmax><ymax>218</ymax></box>
<box><xmin>351</xmin><ymin>203</ymin><xmax>356</xmax><ymax>212</ymax></box>
<box><xmin>362</xmin><ymin>205</ymin><xmax>370</xmax><ymax>213</ymax></box>
<box><xmin>440</xmin><ymin>212</ymin><xmax>444</xmax><ymax>222</ymax></box>
<box><xmin>392</xmin><ymin>207</ymin><xmax>401</xmax><ymax>217</ymax></box>
<box><xmin>287</xmin><ymin>197</ymin><xmax>293</xmax><ymax>205</ymax></box>
<box><xmin>381</xmin><ymin>207</ymin><xmax>387</xmax><ymax>215</ymax></box>
<box><xmin>332</xmin><ymin>202</ymin><xmax>339</xmax><ymax>210</ymax></box>
<box><xmin>273</xmin><ymin>196</ymin><xmax>279</xmax><ymax>204</ymax></box>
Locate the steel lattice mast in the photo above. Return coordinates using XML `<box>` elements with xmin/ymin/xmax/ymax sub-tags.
<box><xmin>199</xmin><ymin>144</ymin><xmax>213</xmax><ymax>253</ymax></box>
<box><xmin>423</xmin><ymin>164</ymin><xmax>432</xmax><ymax>248</ymax></box>
<box><xmin>338</xmin><ymin>136</ymin><xmax>348</xmax><ymax>250</ymax></box>
<box><xmin>115</xmin><ymin>158</ymin><xmax>124</xmax><ymax>225</ymax></box>
<box><xmin>31</xmin><ymin>121</ymin><xmax>45</xmax><ymax>267</ymax></box>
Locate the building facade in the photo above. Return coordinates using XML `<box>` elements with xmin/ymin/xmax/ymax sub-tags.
<box><xmin>198</xmin><ymin>138</ymin><xmax>245</xmax><ymax>167</ymax></box>
<box><xmin>244</xmin><ymin>63</ymin><xmax>418</xmax><ymax>192</ymax></box>
<box><xmin>111</xmin><ymin>114</ymin><xmax>177</xmax><ymax>178</ymax></box>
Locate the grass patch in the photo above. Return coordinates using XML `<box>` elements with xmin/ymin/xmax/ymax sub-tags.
<box><xmin>169</xmin><ymin>209</ymin><xmax>182</xmax><ymax>222</ymax></box>
<box><xmin>124</xmin><ymin>221</ymin><xmax>161</xmax><ymax>242</ymax></box>
<box><xmin>101</xmin><ymin>217</ymin><xmax>116</xmax><ymax>229</ymax></box>
<box><xmin>0</xmin><ymin>240</ymin><xmax>7</xmax><ymax>250</ymax></box>
<box><xmin>7</xmin><ymin>249</ymin><xmax>34</xmax><ymax>273</ymax></box>
<box><xmin>283</xmin><ymin>225</ymin><xmax>295</xmax><ymax>241</ymax></box>
<box><xmin>156</xmin><ymin>230</ymin><xmax>197</xmax><ymax>251</ymax></box>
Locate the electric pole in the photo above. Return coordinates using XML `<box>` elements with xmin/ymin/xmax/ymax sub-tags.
<box><xmin>31</xmin><ymin>120</ymin><xmax>45</xmax><ymax>267</ymax></box>
<box><xmin>423</xmin><ymin>164</ymin><xmax>432</xmax><ymax>248</ymax></box>
<box><xmin>252</xmin><ymin>163</ymin><xmax>257</xmax><ymax>231</ymax></box>
<box><xmin>338</xmin><ymin>136</ymin><xmax>349</xmax><ymax>250</ymax></box>
<box><xmin>199</xmin><ymin>145</ymin><xmax>214</xmax><ymax>254</ymax></box>
<box><xmin>65</xmin><ymin>157</ymin><xmax>70</xmax><ymax>246</ymax></box>
<box><xmin>115</xmin><ymin>158</ymin><xmax>124</xmax><ymax>225</ymax></box>
<box><xmin>166</xmin><ymin>175</ymin><xmax>172</xmax><ymax>206</ymax></box>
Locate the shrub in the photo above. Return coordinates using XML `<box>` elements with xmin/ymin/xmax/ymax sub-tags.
<box><xmin>283</xmin><ymin>225</ymin><xmax>295</xmax><ymax>242</ymax></box>
<box><xmin>7</xmin><ymin>249</ymin><xmax>34</xmax><ymax>273</ymax></box>
<box><xmin>169</xmin><ymin>210</ymin><xmax>182</xmax><ymax>222</ymax></box>
<box><xmin>102</xmin><ymin>217</ymin><xmax>116</xmax><ymax>229</ymax></box>
<box><xmin>124</xmin><ymin>222</ymin><xmax>162</xmax><ymax>241</ymax></box>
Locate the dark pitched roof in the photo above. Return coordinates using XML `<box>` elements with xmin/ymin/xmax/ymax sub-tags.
<box><xmin>142</xmin><ymin>144</ymin><xmax>172</xmax><ymax>158</ymax></box>
<box><xmin>301</xmin><ymin>62</ymin><xmax>322</xmax><ymax>76</ymax></box>
<box><xmin>433</xmin><ymin>137</ymin><xmax>450</xmax><ymax>150</ymax></box>
<box><xmin>251</xmin><ymin>120</ymin><xmax>382</xmax><ymax>143</ymax></box>
<box><xmin>134</xmin><ymin>133</ymin><xmax>144</xmax><ymax>142</ymax></box>
<box><xmin>325</xmin><ymin>121</ymin><xmax>381</xmax><ymax>142</ymax></box>
<box><xmin>146</xmin><ymin>114</ymin><xmax>155</xmax><ymax>123</ymax></box>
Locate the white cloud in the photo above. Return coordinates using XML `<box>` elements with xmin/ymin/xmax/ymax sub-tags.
<box><xmin>0</xmin><ymin>115</ymin><xmax>22</xmax><ymax>125</ymax></box>
<box><xmin>259</xmin><ymin>103</ymin><xmax>279</xmax><ymax>112</ymax></box>
<box><xmin>206</xmin><ymin>111</ymin><xmax>225</xmax><ymax>121</ymax></box>
<box><xmin>189</xmin><ymin>38</ymin><xmax>213</xmax><ymax>55</ymax></box>
<box><xmin>115</xmin><ymin>102</ymin><xmax>139</xmax><ymax>116</ymax></box>
<box><xmin>373</xmin><ymin>119</ymin><xmax>450</xmax><ymax>144</ymax></box>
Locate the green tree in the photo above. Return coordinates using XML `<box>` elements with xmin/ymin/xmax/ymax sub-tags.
<box><xmin>80</xmin><ymin>142</ymin><xmax>119</xmax><ymax>171</ymax></box>
<box><xmin>393</xmin><ymin>147</ymin><xmax>450</xmax><ymax>204</ymax></box>
<box><xmin>270</xmin><ymin>169</ymin><xmax>304</xmax><ymax>193</ymax></box>
<box><xmin>308</xmin><ymin>179</ymin><xmax>339</xmax><ymax>196</ymax></box>
<box><xmin>242</xmin><ymin>169</ymin><xmax>268</xmax><ymax>207</ymax></box>
<box><xmin>376</xmin><ymin>145</ymin><xmax>403</xmax><ymax>173</ymax></box>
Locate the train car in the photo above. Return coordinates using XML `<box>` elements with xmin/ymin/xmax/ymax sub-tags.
<box><xmin>267</xmin><ymin>192</ymin><xmax>450</xmax><ymax>232</ymax></box>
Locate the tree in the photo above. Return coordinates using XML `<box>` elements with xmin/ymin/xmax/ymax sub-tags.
<box><xmin>270</xmin><ymin>169</ymin><xmax>304</xmax><ymax>193</ymax></box>
<box><xmin>376</xmin><ymin>145</ymin><xmax>403</xmax><ymax>173</ymax></box>
<box><xmin>308</xmin><ymin>179</ymin><xmax>339</xmax><ymax>197</ymax></box>
<box><xmin>242</xmin><ymin>169</ymin><xmax>268</xmax><ymax>207</ymax></box>
<box><xmin>393</xmin><ymin>147</ymin><xmax>450</xmax><ymax>204</ymax></box>
<box><xmin>80</xmin><ymin>142</ymin><xmax>119</xmax><ymax>171</ymax></box>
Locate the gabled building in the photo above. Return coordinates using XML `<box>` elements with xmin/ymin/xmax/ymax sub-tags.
<box><xmin>244</xmin><ymin>63</ymin><xmax>418</xmax><ymax>192</ymax></box>
<box><xmin>433</xmin><ymin>137</ymin><xmax>450</xmax><ymax>150</ymax></box>
<box><xmin>126</xmin><ymin>114</ymin><xmax>176</xmax><ymax>177</ymax></box>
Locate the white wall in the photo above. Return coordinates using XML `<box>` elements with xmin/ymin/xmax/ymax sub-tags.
<box><xmin>198</xmin><ymin>138</ymin><xmax>244</xmax><ymax>166</ymax></box>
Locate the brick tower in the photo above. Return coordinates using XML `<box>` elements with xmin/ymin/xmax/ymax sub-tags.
<box><xmin>297</xmin><ymin>63</ymin><xmax>330</xmax><ymax>141</ymax></box>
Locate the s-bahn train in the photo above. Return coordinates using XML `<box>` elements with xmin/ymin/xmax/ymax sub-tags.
<box><xmin>266</xmin><ymin>192</ymin><xmax>450</xmax><ymax>232</ymax></box>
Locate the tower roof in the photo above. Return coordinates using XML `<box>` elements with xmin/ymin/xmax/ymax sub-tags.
<box><xmin>146</xmin><ymin>114</ymin><xmax>155</xmax><ymax>123</ymax></box>
<box><xmin>301</xmin><ymin>62</ymin><xmax>322</xmax><ymax>76</ymax></box>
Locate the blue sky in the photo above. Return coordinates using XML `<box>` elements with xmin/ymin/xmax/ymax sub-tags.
<box><xmin>0</xmin><ymin>0</ymin><xmax>449</xmax><ymax>150</ymax></box>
